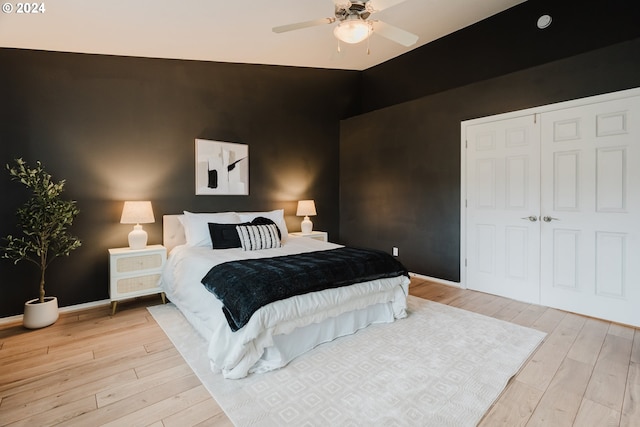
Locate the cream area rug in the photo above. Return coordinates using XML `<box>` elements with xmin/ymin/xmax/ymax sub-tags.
<box><xmin>148</xmin><ymin>296</ymin><xmax>545</xmax><ymax>426</ymax></box>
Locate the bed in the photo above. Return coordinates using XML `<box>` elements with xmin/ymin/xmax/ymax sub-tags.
<box><xmin>160</xmin><ymin>210</ymin><xmax>410</xmax><ymax>379</ymax></box>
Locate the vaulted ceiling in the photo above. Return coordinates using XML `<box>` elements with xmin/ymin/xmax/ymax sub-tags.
<box><xmin>0</xmin><ymin>0</ymin><xmax>525</xmax><ymax>70</ymax></box>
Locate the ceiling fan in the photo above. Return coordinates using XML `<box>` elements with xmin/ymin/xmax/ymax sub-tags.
<box><xmin>272</xmin><ymin>0</ymin><xmax>419</xmax><ymax>48</ymax></box>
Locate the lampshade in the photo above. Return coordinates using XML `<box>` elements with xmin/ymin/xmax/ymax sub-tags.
<box><xmin>333</xmin><ymin>18</ymin><xmax>372</xmax><ymax>44</ymax></box>
<box><xmin>120</xmin><ymin>201</ymin><xmax>155</xmax><ymax>249</ymax></box>
<box><xmin>296</xmin><ymin>200</ymin><xmax>316</xmax><ymax>234</ymax></box>
<box><xmin>120</xmin><ymin>201</ymin><xmax>155</xmax><ymax>224</ymax></box>
<box><xmin>296</xmin><ymin>200</ymin><xmax>317</xmax><ymax>217</ymax></box>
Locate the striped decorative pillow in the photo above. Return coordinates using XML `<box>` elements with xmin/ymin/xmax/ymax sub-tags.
<box><xmin>236</xmin><ymin>224</ymin><xmax>281</xmax><ymax>251</ymax></box>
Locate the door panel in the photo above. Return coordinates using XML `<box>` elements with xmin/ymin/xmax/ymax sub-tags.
<box><xmin>465</xmin><ymin>115</ymin><xmax>541</xmax><ymax>303</ymax></box>
<box><xmin>595</xmin><ymin>231</ymin><xmax>626</xmax><ymax>297</ymax></box>
<box><xmin>596</xmin><ymin>147</ymin><xmax>626</xmax><ymax>211</ymax></box>
<box><xmin>505</xmin><ymin>226</ymin><xmax>528</xmax><ymax>280</ymax></box>
<box><xmin>540</xmin><ymin>96</ymin><xmax>640</xmax><ymax>327</ymax></box>
<box><xmin>551</xmin><ymin>228</ymin><xmax>579</xmax><ymax>289</ymax></box>
<box><xmin>506</xmin><ymin>156</ymin><xmax>529</xmax><ymax>209</ymax></box>
<box><xmin>553</xmin><ymin>151</ymin><xmax>580</xmax><ymax>211</ymax></box>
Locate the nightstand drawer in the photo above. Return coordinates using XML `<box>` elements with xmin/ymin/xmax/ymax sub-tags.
<box><xmin>116</xmin><ymin>273</ymin><xmax>162</xmax><ymax>294</ymax></box>
<box><xmin>288</xmin><ymin>231</ymin><xmax>328</xmax><ymax>242</ymax></box>
<box><xmin>115</xmin><ymin>253</ymin><xmax>163</xmax><ymax>274</ymax></box>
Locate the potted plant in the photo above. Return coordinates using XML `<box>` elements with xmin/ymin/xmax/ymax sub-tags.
<box><xmin>1</xmin><ymin>158</ymin><xmax>81</xmax><ymax>329</ymax></box>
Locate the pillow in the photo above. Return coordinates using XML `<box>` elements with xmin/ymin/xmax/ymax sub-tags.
<box><xmin>208</xmin><ymin>222</ymin><xmax>248</xmax><ymax>249</ymax></box>
<box><xmin>250</xmin><ymin>216</ymin><xmax>282</xmax><ymax>239</ymax></box>
<box><xmin>238</xmin><ymin>209</ymin><xmax>289</xmax><ymax>242</ymax></box>
<box><xmin>208</xmin><ymin>217</ymin><xmax>279</xmax><ymax>249</ymax></box>
<box><xmin>182</xmin><ymin>211</ymin><xmax>241</xmax><ymax>247</ymax></box>
<box><xmin>236</xmin><ymin>224</ymin><xmax>281</xmax><ymax>251</ymax></box>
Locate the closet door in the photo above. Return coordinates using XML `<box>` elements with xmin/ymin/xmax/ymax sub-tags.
<box><xmin>465</xmin><ymin>115</ymin><xmax>541</xmax><ymax>303</ymax></box>
<box><xmin>540</xmin><ymin>95</ymin><xmax>640</xmax><ymax>327</ymax></box>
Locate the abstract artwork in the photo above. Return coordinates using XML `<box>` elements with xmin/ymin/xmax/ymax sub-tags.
<box><xmin>195</xmin><ymin>139</ymin><xmax>249</xmax><ymax>195</ymax></box>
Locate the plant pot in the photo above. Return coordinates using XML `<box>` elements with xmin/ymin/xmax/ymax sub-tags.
<box><xmin>23</xmin><ymin>296</ymin><xmax>59</xmax><ymax>329</ymax></box>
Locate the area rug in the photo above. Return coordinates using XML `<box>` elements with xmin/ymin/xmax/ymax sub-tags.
<box><xmin>148</xmin><ymin>296</ymin><xmax>545</xmax><ymax>426</ymax></box>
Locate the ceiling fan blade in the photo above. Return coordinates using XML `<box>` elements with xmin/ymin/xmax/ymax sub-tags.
<box><xmin>372</xmin><ymin>20</ymin><xmax>418</xmax><ymax>47</ymax></box>
<box><xmin>272</xmin><ymin>18</ymin><xmax>335</xmax><ymax>34</ymax></box>
<box><xmin>368</xmin><ymin>0</ymin><xmax>407</xmax><ymax>12</ymax></box>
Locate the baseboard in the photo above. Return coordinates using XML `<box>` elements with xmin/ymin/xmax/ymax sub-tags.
<box><xmin>409</xmin><ymin>272</ymin><xmax>462</xmax><ymax>288</ymax></box>
<box><xmin>1</xmin><ymin>275</ymin><xmax>460</xmax><ymax>326</ymax></box>
<box><xmin>0</xmin><ymin>299</ymin><xmax>111</xmax><ymax>326</ymax></box>
<box><xmin>0</xmin><ymin>314</ymin><xmax>22</xmax><ymax>326</ymax></box>
<box><xmin>58</xmin><ymin>299</ymin><xmax>111</xmax><ymax>313</ymax></box>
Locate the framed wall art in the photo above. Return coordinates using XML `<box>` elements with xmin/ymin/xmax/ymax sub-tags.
<box><xmin>195</xmin><ymin>139</ymin><xmax>249</xmax><ymax>195</ymax></box>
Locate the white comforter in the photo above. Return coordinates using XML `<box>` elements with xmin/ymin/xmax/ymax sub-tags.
<box><xmin>160</xmin><ymin>236</ymin><xmax>409</xmax><ymax>379</ymax></box>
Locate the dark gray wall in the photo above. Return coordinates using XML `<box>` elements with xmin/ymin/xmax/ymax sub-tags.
<box><xmin>361</xmin><ymin>0</ymin><xmax>640</xmax><ymax>113</ymax></box>
<box><xmin>2</xmin><ymin>0</ymin><xmax>640</xmax><ymax>317</ymax></box>
<box><xmin>340</xmin><ymin>39</ymin><xmax>640</xmax><ymax>282</ymax></box>
<box><xmin>339</xmin><ymin>0</ymin><xmax>640</xmax><ymax>282</ymax></box>
<box><xmin>0</xmin><ymin>49</ymin><xmax>359</xmax><ymax>317</ymax></box>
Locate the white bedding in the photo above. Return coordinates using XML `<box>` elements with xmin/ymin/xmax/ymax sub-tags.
<box><xmin>160</xmin><ymin>236</ymin><xmax>410</xmax><ymax>379</ymax></box>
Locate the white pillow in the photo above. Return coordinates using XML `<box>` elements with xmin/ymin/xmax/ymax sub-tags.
<box><xmin>182</xmin><ymin>211</ymin><xmax>242</xmax><ymax>247</ymax></box>
<box><xmin>236</xmin><ymin>224</ymin><xmax>281</xmax><ymax>251</ymax></box>
<box><xmin>238</xmin><ymin>209</ymin><xmax>289</xmax><ymax>242</ymax></box>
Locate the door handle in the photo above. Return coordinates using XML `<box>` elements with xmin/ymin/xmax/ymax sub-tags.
<box><xmin>521</xmin><ymin>216</ymin><xmax>538</xmax><ymax>222</ymax></box>
<box><xmin>542</xmin><ymin>216</ymin><xmax>559</xmax><ymax>222</ymax></box>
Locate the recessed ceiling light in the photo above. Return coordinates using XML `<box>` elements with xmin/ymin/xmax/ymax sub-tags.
<box><xmin>537</xmin><ymin>14</ymin><xmax>552</xmax><ymax>29</ymax></box>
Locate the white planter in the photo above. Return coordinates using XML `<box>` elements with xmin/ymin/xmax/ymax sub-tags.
<box><xmin>23</xmin><ymin>296</ymin><xmax>59</xmax><ymax>329</ymax></box>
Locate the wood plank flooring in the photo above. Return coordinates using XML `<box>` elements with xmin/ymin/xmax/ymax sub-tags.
<box><xmin>1</xmin><ymin>278</ymin><xmax>638</xmax><ymax>426</ymax></box>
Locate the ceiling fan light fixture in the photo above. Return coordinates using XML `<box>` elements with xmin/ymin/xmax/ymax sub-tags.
<box><xmin>333</xmin><ymin>19</ymin><xmax>371</xmax><ymax>44</ymax></box>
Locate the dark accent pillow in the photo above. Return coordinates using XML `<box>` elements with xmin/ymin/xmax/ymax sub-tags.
<box><xmin>251</xmin><ymin>216</ymin><xmax>282</xmax><ymax>239</ymax></box>
<box><xmin>208</xmin><ymin>222</ymin><xmax>249</xmax><ymax>249</ymax></box>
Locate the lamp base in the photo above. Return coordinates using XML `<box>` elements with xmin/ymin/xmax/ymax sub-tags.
<box><xmin>128</xmin><ymin>224</ymin><xmax>148</xmax><ymax>249</ymax></box>
<box><xmin>301</xmin><ymin>216</ymin><xmax>313</xmax><ymax>234</ymax></box>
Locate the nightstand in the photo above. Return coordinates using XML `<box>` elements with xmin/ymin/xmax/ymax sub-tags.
<box><xmin>288</xmin><ymin>231</ymin><xmax>328</xmax><ymax>242</ymax></box>
<box><xmin>108</xmin><ymin>244</ymin><xmax>167</xmax><ymax>315</ymax></box>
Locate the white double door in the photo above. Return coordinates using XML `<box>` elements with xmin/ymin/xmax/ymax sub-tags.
<box><xmin>464</xmin><ymin>92</ymin><xmax>640</xmax><ymax>327</ymax></box>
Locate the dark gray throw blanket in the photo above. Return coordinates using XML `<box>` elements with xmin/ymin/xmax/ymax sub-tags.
<box><xmin>201</xmin><ymin>247</ymin><xmax>409</xmax><ymax>332</ymax></box>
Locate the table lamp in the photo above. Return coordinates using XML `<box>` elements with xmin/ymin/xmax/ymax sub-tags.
<box><xmin>296</xmin><ymin>200</ymin><xmax>317</xmax><ymax>234</ymax></box>
<box><xmin>120</xmin><ymin>201</ymin><xmax>155</xmax><ymax>249</ymax></box>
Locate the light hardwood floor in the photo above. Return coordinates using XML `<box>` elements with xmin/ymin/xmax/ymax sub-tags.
<box><xmin>1</xmin><ymin>278</ymin><xmax>638</xmax><ymax>426</ymax></box>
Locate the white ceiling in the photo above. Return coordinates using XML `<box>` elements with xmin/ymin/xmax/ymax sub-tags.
<box><xmin>0</xmin><ymin>0</ymin><xmax>526</xmax><ymax>71</ymax></box>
